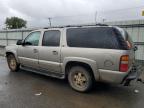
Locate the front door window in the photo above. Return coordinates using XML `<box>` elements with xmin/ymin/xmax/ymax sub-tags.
<box><xmin>24</xmin><ymin>31</ymin><xmax>41</xmax><ymax>46</ymax></box>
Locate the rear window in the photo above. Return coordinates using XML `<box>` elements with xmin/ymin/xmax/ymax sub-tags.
<box><xmin>117</xmin><ymin>27</ymin><xmax>134</xmax><ymax>49</ymax></box>
<box><xmin>66</xmin><ymin>27</ymin><xmax>128</xmax><ymax>49</ymax></box>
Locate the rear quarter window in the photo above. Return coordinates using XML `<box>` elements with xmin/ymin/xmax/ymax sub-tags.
<box><xmin>66</xmin><ymin>27</ymin><xmax>128</xmax><ymax>49</ymax></box>
<box><xmin>116</xmin><ymin>27</ymin><xmax>134</xmax><ymax>49</ymax></box>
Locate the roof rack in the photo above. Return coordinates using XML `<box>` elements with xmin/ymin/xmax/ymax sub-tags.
<box><xmin>43</xmin><ymin>26</ymin><xmax>64</xmax><ymax>29</ymax></box>
<box><xmin>43</xmin><ymin>23</ymin><xmax>109</xmax><ymax>29</ymax></box>
<box><xmin>65</xmin><ymin>25</ymin><xmax>83</xmax><ymax>27</ymax></box>
<box><xmin>95</xmin><ymin>23</ymin><xmax>108</xmax><ymax>26</ymax></box>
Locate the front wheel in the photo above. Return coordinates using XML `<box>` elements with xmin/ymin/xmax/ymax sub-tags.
<box><xmin>7</xmin><ymin>54</ymin><xmax>20</xmax><ymax>72</ymax></box>
<box><xmin>68</xmin><ymin>66</ymin><xmax>93</xmax><ymax>92</ymax></box>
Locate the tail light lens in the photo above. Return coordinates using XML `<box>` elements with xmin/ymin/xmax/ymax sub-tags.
<box><xmin>120</xmin><ymin>55</ymin><xmax>129</xmax><ymax>72</ymax></box>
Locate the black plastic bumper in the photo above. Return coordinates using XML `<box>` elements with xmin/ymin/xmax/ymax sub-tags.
<box><xmin>122</xmin><ymin>64</ymin><xmax>144</xmax><ymax>86</ymax></box>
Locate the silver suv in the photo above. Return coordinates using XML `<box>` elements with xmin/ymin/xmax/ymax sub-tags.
<box><xmin>5</xmin><ymin>25</ymin><xmax>143</xmax><ymax>92</ymax></box>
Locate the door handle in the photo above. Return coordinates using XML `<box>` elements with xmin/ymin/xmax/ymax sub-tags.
<box><xmin>52</xmin><ymin>51</ymin><xmax>58</xmax><ymax>55</ymax></box>
<box><xmin>33</xmin><ymin>49</ymin><xmax>38</xmax><ymax>53</ymax></box>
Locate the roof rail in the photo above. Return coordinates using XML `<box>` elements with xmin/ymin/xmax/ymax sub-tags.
<box><xmin>43</xmin><ymin>26</ymin><xmax>64</xmax><ymax>29</ymax></box>
<box><xmin>65</xmin><ymin>25</ymin><xmax>83</xmax><ymax>27</ymax></box>
<box><xmin>43</xmin><ymin>23</ymin><xmax>109</xmax><ymax>29</ymax></box>
<box><xmin>95</xmin><ymin>23</ymin><xmax>108</xmax><ymax>26</ymax></box>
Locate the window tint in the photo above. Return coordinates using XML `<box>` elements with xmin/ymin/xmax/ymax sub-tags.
<box><xmin>42</xmin><ymin>30</ymin><xmax>60</xmax><ymax>46</ymax></box>
<box><xmin>124</xmin><ymin>30</ymin><xmax>134</xmax><ymax>48</ymax></box>
<box><xmin>66</xmin><ymin>27</ymin><xmax>127</xmax><ymax>49</ymax></box>
<box><xmin>24</xmin><ymin>31</ymin><xmax>40</xmax><ymax>46</ymax></box>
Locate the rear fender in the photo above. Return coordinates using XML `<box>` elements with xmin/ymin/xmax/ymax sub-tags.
<box><xmin>62</xmin><ymin>57</ymin><xmax>99</xmax><ymax>80</ymax></box>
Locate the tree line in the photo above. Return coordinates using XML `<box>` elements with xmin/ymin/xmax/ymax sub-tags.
<box><xmin>5</xmin><ymin>16</ymin><xmax>27</xmax><ymax>29</ymax></box>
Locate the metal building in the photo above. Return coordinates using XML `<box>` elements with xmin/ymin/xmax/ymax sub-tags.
<box><xmin>0</xmin><ymin>19</ymin><xmax>144</xmax><ymax>60</ymax></box>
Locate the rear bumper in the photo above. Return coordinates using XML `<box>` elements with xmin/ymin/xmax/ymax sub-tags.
<box><xmin>99</xmin><ymin>69</ymin><xmax>129</xmax><ymax>84</ymax></box>
<box><xmin>122</xmin><ymin>64</ymin><xmax>144</xmax><ymax>86</ymax></box>
<box><xmin>99</xmin><ymin>65</ymin><xmax>144</xmax><ymax>84</ymax></box>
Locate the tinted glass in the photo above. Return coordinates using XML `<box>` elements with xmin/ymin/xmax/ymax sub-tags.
<box><xmin>42</xmin><ymin>30</ymin><xmax>60</xmax><ymax>46</ymax></box>
<box><xmin>115</xmin><ymin>27</ymin><xmax>133</xmax><ymax>49</ymax></box>
<box><xmin>24</xmin><ymin>31</ymin><xmax>40</xmax><ymax>46</ymax></box>
<box><xmin>124</xmin><ymin>30</ymin><xmax>134</xmax><ymax>48</ymax></box>
<box><xmin>67</xmin><ymin>27</ymin><xmax>127</xmax><ymax>49</ymax></box>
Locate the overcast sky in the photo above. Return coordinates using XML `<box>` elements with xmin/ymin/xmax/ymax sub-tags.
<box><xmin>0</xmin><ymin>0</ymin><xmax>144</xmax><ymax>28</ymax></box>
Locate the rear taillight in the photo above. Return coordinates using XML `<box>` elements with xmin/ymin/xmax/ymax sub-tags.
<box><xmin>119</xmin><ymin>55</ymin><xmax>129</xmax><ymax>72</ymax></box>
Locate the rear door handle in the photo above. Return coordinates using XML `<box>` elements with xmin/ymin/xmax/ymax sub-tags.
<box><xmin>52</xmin><ymin>51</ymin><xmax>58</xmax><ymax>55</ymax></box>
<box><xmin>33</xmin><ymin>49</ymin><xmax>38</xmax><ymax>53</ymax></box>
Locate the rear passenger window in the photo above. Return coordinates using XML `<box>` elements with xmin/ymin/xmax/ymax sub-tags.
<box><xmin>42</xmin><ymin>30</ymin><xmax>60</xmax><ymax>46</ymax></box>
<box><xmin>66</xmin><ymin>27</ymin><xmax>127</xmax><ymax>49</ymax></box>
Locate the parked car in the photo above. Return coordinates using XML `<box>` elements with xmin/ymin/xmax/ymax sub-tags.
<box><xmin>5</xmin><ymin>24</ymin><xmax>143</xmax><ymax>92</ymax></box>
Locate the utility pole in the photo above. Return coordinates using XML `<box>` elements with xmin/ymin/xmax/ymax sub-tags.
<box><xmin>95</xmin><ymin>11</ymin><xmax>98</xmax><ymax>24</ymax></box>
<box><xmin>48</xmin><ymin>17</ymin><xmax>52</xmax><ymax>27</ymax></box>
<box><xmin>102</xmin><ymin>19</ymin><xmax>106</xmax><ymax>23</ymax></box>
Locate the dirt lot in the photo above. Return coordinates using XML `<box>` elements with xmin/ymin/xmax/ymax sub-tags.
<box><xmin>0</xmin><ymin>56</ymin><xmax>144</xmax><ymax>108</ymax></box>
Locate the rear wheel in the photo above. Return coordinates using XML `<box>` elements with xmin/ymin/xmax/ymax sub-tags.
<box><xmin>7</xmin><ymin>54</ymin><xmax>19</xmax><ymax>72</ymax></box>
<box><xmin>68</xmin><ymin>66</ymin><xmax>93</xmax><ymax>92</ymax></box>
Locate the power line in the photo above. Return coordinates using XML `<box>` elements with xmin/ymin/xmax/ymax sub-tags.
<box><xmin>100</xmin><ymin>5</ymin><xmax>144</xmax><ymax>13</ymax></box>
<box><xmin>46</xmin><ymin>5</ymin><xmax>144</xmax><ymax>20</ymax></box>
<box><xmin>44</xmin><ymin>5</ymin><xmax>144</xmax><ymax>25</ymax></box>
<box><xmin>49</xmin><ymin>14</ymin><xmax>93</xmax><ymax>19</ymax></box>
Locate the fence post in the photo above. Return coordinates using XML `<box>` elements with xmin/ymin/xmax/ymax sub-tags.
<box><xmin>6</xmin><ymin>30</ymin><xmax>8</xmax><ymax>46</ymax></box>
<box><xmin>22</xmin><ymin>31</ymin><xmax>23</xmax><ymax>40</ymax></box>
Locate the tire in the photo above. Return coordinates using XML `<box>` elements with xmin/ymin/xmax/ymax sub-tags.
<box><xmin>7</xmin><ymin>54</ymin><xmax>20</xmax><ymax>72</ymax></box>
<box><xmin>68</xmin><ymin>66</ymin><xmax>93</xmax><ymax>92</ymax></box>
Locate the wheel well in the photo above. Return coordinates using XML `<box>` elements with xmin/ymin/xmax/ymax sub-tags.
<box><xmin>6</xmin><ymin>52</ymin><xmax>15</xmax><ymax>57</ymax></box>
<box><xmin>65</xmin><ymin>61</ymin><xmax>94</xmax><ymax>78</ymax></box>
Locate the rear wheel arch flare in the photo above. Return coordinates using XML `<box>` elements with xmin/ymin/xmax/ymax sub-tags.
<box><xmin>65</xmin><ymin>61</ymin><xmax>94</xmax><ymax>78</ymax></box>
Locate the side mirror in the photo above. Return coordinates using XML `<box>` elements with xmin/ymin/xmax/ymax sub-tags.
<box><xmin>16</xmin><ymin>40</ymin><xmax>23</xmax><ymax>45</ymax></box>
<box><xmin>134</xmin><ymin>46</ymin><xmax>138</xmax><ymax>51</ymax></box>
